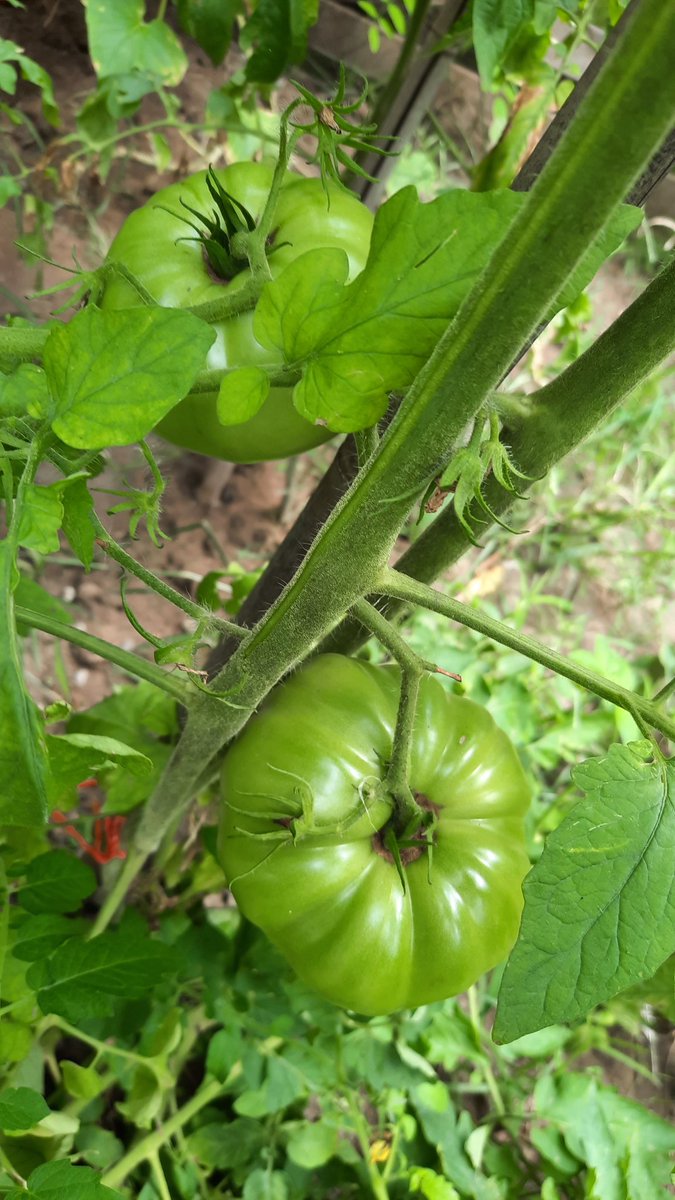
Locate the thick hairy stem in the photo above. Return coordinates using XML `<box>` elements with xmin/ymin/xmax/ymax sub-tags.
<box><xmin>0</xmin><ymin>326</ymin><xmax>49</xmax><ymax>368</ymax></box>
<box><xmin>206</xmin><ymin>436</ymin><xmax>360</xmax><ymax>675</ymax></box>
<box><xmin>188</xmin><ymin>363</ymin><xmax>301</xmax><ymax>395</ymax></box>
<box><xmin>401</xmin><ymin>253</ymin><xmax>675</xmax><ymax>576</ymax></box>
<box><xmin>327</xmin><ymin>253</ymin><xmax>675</xmax><ymax>654</ymax></box>
<box><xmin>186</xmin><ymin>276</ymin><xmax>262</xmax><ymax>324</ymax></box>
<box><xmin>377</xmin><ymin>569</ymin><xmax>675</xmax><ymax>742</ymax></box>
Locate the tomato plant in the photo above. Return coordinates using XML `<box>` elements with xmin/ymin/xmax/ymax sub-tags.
<box><xmin>218</xmin><ymin>654</ymin><xmax>530</xmax><ymax>1014</ymax></box>
<box><xmin>102</xmin><ymin>162</ymin><xmax>373</xmax><ymax>461</ymax></box>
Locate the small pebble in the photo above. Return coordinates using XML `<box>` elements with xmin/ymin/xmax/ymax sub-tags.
<box><xmin>78</xmin><ymin>579</ymin><xmax>103</xmax><ymax>603</ymax></box>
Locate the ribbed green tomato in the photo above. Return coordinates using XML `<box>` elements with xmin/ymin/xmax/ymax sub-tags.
<box><xmin>218</xmin><ymin>654</ymin><xmax>530</xmax><ymax>1014</ymax></box>
<box><xmin>102</xmin><ymin>163</ymin><xmax>373</xmax><ymax>462</ymax></box>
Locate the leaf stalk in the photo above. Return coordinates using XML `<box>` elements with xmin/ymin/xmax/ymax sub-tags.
<box><xmin>376</xmin><ymin>568</ymin><xmax>675</xmax><ymax>743</ymax></box>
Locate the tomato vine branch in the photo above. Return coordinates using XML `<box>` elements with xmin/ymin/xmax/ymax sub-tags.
<box><xmin>353</xmin><ymin>598</ymin><xmax>439</xmax><ymax>826</ymax></box>
<box><xmin>376</xmin><ymin>569</ymin><xmax>675</xmax><ymax>742</ymax></box>
<box><xmin>15</xmin><ymin>606</ymin><xmax>189</xmax><ymax>701</ymax></box>
<box><xmin>38</xmin><ymin>1015</ymin><xmax>168</xmax><ymax>1080</ymax></box>
<box><xmin>0</xmin><ymin>325</ymin><xmax>49</xmax><ymax>368</ymax></box>
<box><xmin>92</xmin><ymin>515</ymin><xmax>246</xmax><ymax>641</ymax></box>
<box><xmin>188</xmin><ymin>363</ymin><xmax>301</xmax><ymax>395</ymax></box>
<box><xmin>329</xmin><ymin>254</ymin><xmax>675</xmax><ymax>657</ymax></box>
<box><xmin>101</xmin><ymin>1076</ymin><xmax>225</xmax><ymax>1189</ymax></box>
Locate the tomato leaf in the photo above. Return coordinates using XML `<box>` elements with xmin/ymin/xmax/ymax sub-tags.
<box><xmin>534</xmin><ymin>1072</ymin><xmax>675</xmax><ymax>1200</ymax></box>
<box><xmin>411</xmin><ymin>1082</ymin><xmax>483</xmax><ymax>1196</ymax></box>
<box><xmin>0</xmin><ymin>363</ymin><xmax>49</xmax><ymax>417</ymax></box>
<box><xmin>176</xmin><ymin>0</ymin><xmax>241</xmax><ymax>64</ymax></box>
<box><xmin>84</xmin><ymin>0</ymin><xmax>187</xmax><ymax>87</ymax></box>
<box><xmin>44</xmin><ymin>307</ymin><xmax>215</xmax><ymax>449</ymax></box>
<box><xmin>5</xmin><ymin>1159</ymin><xmax>124</xmax><ymax>1199</ymax></box>
<box><xmin>17</xmin><ymin>850</ymin><xmax>97</xmax><ymax>915</ymax></box>
<box><xmin>494</xmin><ymin>742</ymin><xmax>675</xmax><ymax>1042</ymax></box>
<box><xmin>27</xmin><ymin>929</ymin><xmax>177</xmax><ymax>1021</ymax></box>
<box><xmin>473</xmin><ymin>0</ymin><xmax>535</xmax><ymax>88</ymax></box>
<box><xmin>255</xmin><ymin>187</ymin><xmax>524</xmax><ymax>431</ymax></box>
<box><xmin>242</xmin><ymin>1169</ymin><xmax>289</xmax><ymax>1200</ymax></box>
<box><xmin>0</xmin><ymin>1087</ymin><xmax>50</xmax><ymax>1132</ymax></box>
<box><xmin>254</xmin><ymin>189</ymin><xmax>641</xmax><ymax>433</ymax></box>
<box><xmin>187</xmin><ymin>1118</ymin><xmax>265</xmax><ymax>1170</ymax></box>
<box><xmin>217</xmin><ymin>366</ymin><xmax>270</xmax><ymax>426</ymax></box>
<box><xmin>12</xmin><ymin>914</ymin><xmax>89</xmax><ymax>962</ymax></box>
<box><xmin>45</xmin><ymin>731</ymin><xmax>152</xmax><ymax>809</ymax></box>
<box><xmin>287</xmin><ymin>1123</ymin><xmax>339</xmax><ymax>1169</ymax></box>
<box><xmin>14</xmin><ymin>575</ymin><xmax>73</xmax><ymax>636</ymax></box>
<box><xmin>0</xmin><ymin>542</ymin><xmax>49</xmax><ymax>827</ymax></box>
<box><xmin>242</xmin><ymin>0</ymin><xmax>318</xmax><ymax>82</ymax></box>
<box><xmin>17</xmin><ymin>483</ymin><xmax>63</xmax><ymax>554</ymax></box>
<box><xmin>61</xmin><ymin>477</ymin><xmax>96</xmax><ymax>569</ymax></box>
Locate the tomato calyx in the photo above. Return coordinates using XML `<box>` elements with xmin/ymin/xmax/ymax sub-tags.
<box><xmin>163</xmin><ymin>166</ymin><xmax>257</xmax><ymax>282</ymax></box>
<box><xmin>373</xmin><ymin>792</ymin><xmax>440</xmax><ymax>889</ymax></box>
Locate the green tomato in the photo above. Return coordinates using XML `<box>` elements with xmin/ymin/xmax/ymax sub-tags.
<box><xmin>102</xmin><ymin>163</ymin><xmax>373</xmax><ymax>462</ymax></box>
<box><xmin>219</xmin><ymin>654</ymin><xmax>531</xmax><ymax>1014</ymax></box>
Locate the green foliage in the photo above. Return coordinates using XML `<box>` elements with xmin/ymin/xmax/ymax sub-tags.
<box><xmin>242</xmin><ymin>0</ymin><xmax>319</xmax><ymax>83</ymax></box>
<box><xmin>43</xmin><ymin>308</ymin><xmax>215</xmax><ymax>451</ymax></box>
<box><xmin>0</xmin><ymin>1089</ymin><xmax>50</xmax><ymax>1133</ymax></box>
<box><xmin>16</xmin><ymin>850</ymin><xmax>97</xmax><ymax>915</ymax></box>
<box><xmin>0</xmin><ymin>39</ymin><xmax>58</xmax><ymax>125</ymax></box>
<box><xmin>85</xmin><ymin>0</ymin><xmax>188</xmax><ymax>87</ymax></box>
<box><xmin>359</xmin><ymin>0</ymin><xmax>414</xmax><ymax>55</ymax></box>
<box><xmin>248</xmin><ymin>191</ymin><xmax>639</xmax><ymax>432</ymax></box>
<box><xmin>0</xmin><ymin>543</ymin><xmax>50</xmax><ymax>828</ymax></box>
<box><xmin>534</xmin><ymin>1071</ymin><xmax>675</xmax><ymax>1199</ymax></box>
<box><xmin>0</xmin><ymin>5</ymin><xmax>674</xmax><ymax>1198</ymax></box>
<box><xmin>495</xmin><ymin>742</ymin><xmax>675</xmax><ymax>1041</ymax></box>
<box><xmin>473</xmin><ymin>0</ymin><xmax>583</xmax><ymax>90</ymax></box>
<box><xmin>26</xmin><ymin>928</ymin><xmax>177</xmax><ymax>1022</ymax></box>
<box><xmin>176</xmin><ymin>0</ymin><xmax>242</xmax><ymax>66</ymax></box>
<box><xmin>5</xmin><ymin>1161</ymin><xmax>124</xmax><ymax>1199</ymax></box>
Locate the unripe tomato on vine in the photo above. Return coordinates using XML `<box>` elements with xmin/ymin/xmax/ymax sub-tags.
<box><xmin>218</xmin><ymin>654</ymin><xmax>531</xmax><ymax>1015</ymax></box>
<box><xmin>102</xmin><ymin>162</ymin><xmax>373</xmax><ymax>462</ymax></box>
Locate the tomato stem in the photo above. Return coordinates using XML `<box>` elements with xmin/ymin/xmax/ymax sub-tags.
<box><xmin>354</xmin><ymin>425</ymin><xmax>380</xmax><ymax>468</ymax></box>
<box><xmin>186</xmin><ymin>275</ymin><xmax>262</xmax><ymax>324</ymax></box>
<box><xmin>256</xmin><ymin>112</ymin><xmax>303</xmax><ymax>248</ymax></box>
<box><xmin>101</xmin><ymin>1077</ymin><xmax>225</xmax><ymax>1189</ymax></box>
<box><xmin>92</xmin><ymin>513</ymin><xmax>247</xmax><ymax>641</ymax></box>
<box><xmin>467</xmin><ymin>985</ymin><xmax>507</xmax><ymax>1116</ymax></box>
<box><xmin>377</xmin><ymin>568</ymin><xmax>675</xmax><ymax>743</ymax></box>
<box><xmin>353</xmin><ymin>599</ymin><xmax>445</xmax><ymax>830</ymax></box>
<box><xmin>187</xmin><ymin>363</ymin><xmax>301</xmax><ymax>395</ymax></box>
<box><xmin>0</xmin><ymin>325</ymin><xmax>49</xmax><ymax>370</ymax></box>
<box><xmin>222</xmin><ymin>117</ymin><xmax>304</xmax><ymax>290</ymax></box>
<box><xmin>99</xmin><ymin>261</ymin><xmax>157</xmax><ymax>307</ymax></box>
<box><xmin>15</xmin><ymin>605</ymin><xmax>189</xmax><ymax>701</ymax></box>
